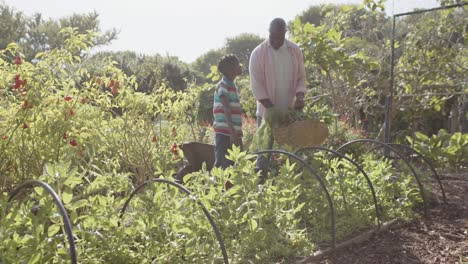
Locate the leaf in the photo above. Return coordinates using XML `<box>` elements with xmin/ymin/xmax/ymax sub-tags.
<box><xmin>342</xmin><ymin>5</ymin><xmax>351</xmax><ymax>12</ymax></box>
<box><xmin>109</xmin><ymin>217</ymin><xmax>119</xmax><ymax>227</ymax></box>
<box><xmin>6</xmin><ymin>42</ymin><xmax>18</xmax><ymax>51</ymax></box>
<box><xmin>303</xmin><ymin>23</ymin><xmax>315</xmax><ymax>33</ymax></box>
<box><xmin>48</xmin><ymin>224</ymin><xmax>60</xmax><ymax>237</ymax></box>
<box><xmin>415</xmin><ymin>132</ymin><xmax>429</xmax><ymax>142</ymax></box>
<box><xmin>69</xmin><ymin>199</ymin><xmax>88</xmax><ymax>210</ymax></box>
<box><xmin>178</xmin><ymin>227</ymin><xmax>193</xmax><ymax>234</ymax></box>
<box><xmin>62</xmin><ymin>189</ymin><xmax>73</xmax><ymax>204</ymax></box>
<box><xmin>249</xmin><ymin>219</ymin><xmax>258</xmax><ymax>231</ymax></box>
<box><xmin>34</xmin><ymin>187</ymin><xmax>44</xmax><ymax>196</ymax></box>
<box><xmin>29</xmin><ymin>253</ymin><xmax>41</xmax><ymax>264</ymax></box>
<box><xmin>64</xmin><ymin>175</ymin><xmax>82</xmax><ymax>188</ymax></box>
<box><xmin>405</xmin><ymin>136</ymin><xmax>414</xmax><ymax>145</ymax></box>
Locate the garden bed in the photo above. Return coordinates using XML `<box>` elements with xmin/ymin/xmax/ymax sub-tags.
<box><xmin>306</xmin><ymin>172</ymin><xmax>467</xmax><ymax>264</ymax></box>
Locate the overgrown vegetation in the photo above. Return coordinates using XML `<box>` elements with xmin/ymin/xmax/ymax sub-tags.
<box><xmin>0</xmin><ymin>0</ymin><xmax>466</xmax><ymax>263</ymax></box>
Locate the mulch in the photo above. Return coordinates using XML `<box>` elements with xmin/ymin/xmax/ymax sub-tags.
<box><xmin>309</xmin><ymin>171</ymin><xmax>468</xmax><ymax>264</ymax></box>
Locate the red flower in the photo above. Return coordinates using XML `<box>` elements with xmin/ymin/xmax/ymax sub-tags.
<box><xmin>14</xmin><ymin>75</ymin><xmax>22</xmax><ymax>89</ymax></box>
<box><xmin>111</xmin><ymin>87</ymin><xmax>118</xmax><ymax>95</ymax></box>
<box><xmin>64</xmin><ymin>95</ymin><xmax>72</xmax><ymax>101</ymax></box>
<box><xmin>63</xmin><ymin>132</ymin><xmax>68</xmax><ymax>140</ymax></box>
<box><xmin>22</xmin><ymin>123</ymin><xmax>29</xmax><ymax>129</ymax></box>
<box><xmin>273</xmin><ymin>153</ymin><xmax>280</xmax><ymax>161</ymax></box>
<box><xmin>22</xmin><ymin>100</ymin><xmax>30</xmax><ymax>110</ymax></box>
<box><xmin>2</xmin><ymin>135</ymin><xmax>8</xmax><ymax>140</ymax></box>
<box><xmin>108</xmin><ymin>80</ymin><xmax>115</xmax><ymax>88</ymax></box>
<box><xmin>170</xmin><ymin>143</ymin><xmax>178</xmax><ymax>155</ymax></box>
<box><xmin>70</xmin><ymin>139</ymin><xmax>77</xmax><ymax>147</ymax></box>
<box><xmin>14</xmin><ymin>55</ymin><xmax>22</xmax><ymax>65</ymax></box>
<box><xmin>69</xmin><ymin>109</ymin><xmax>75</xmax><ymax>117</ymax></box>
<box><xmin>152</xmin><ymin>135</ymin><xmax>157</xmax><ymax>143</ymax></box>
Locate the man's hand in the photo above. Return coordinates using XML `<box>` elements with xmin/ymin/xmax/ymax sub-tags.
<box><xmin>294</xmin><ymin>98</ymin><xmax>304</xmax><ymax>110</ymax></box>
<box><xmin>294</xmin><ymin>93</ymin><xmax>305</xmax><ymax>110</ymax></box>
<box><xmin>259</xmin><ymin>99</ymin><xmax>274</xmax><ymax>108</ymax></box>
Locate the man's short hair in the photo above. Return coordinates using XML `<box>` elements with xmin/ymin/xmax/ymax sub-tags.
<box><xmin>269</xmin><ymin>18</ymin><xmax>287</xmax><ymax>32</ymax></box>
<box><xmin>217</xmin><ymin>54</ymin><xmax>239</xmax><ymax>76</ymax></box>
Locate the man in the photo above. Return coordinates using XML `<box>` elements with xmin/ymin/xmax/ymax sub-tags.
<box><xmin>249</xmin><ymin>18</ymin><xmax>307</xmax><ymax>176</ymax></box>
<box><xmin>249</xmin><ymin>17</ymin><xmax>306</xmax><ymax>119</ymax></box>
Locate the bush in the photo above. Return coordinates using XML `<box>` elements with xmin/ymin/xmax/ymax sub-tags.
<box><xmin>406</xmin><ymin>129</ymin><xmax>468</xmax><ymax>170</ymax></box>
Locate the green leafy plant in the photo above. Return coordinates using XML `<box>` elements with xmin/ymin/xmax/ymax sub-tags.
<box><xmin>407</xmin><ymin>129</ymin><xmax>468</xmax><ymax>170</ymax></box>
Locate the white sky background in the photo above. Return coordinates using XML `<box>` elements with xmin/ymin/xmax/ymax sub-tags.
<box><xmin>2</xmin><ymin>0</ymin><xmax>439</xmax><ymax>62</ymax></box>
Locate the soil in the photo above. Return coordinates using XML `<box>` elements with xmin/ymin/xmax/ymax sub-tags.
<box><xmin>308</xmin><ymin>171</ymin><xmax>468</xmax><ymax>264</ymax></box>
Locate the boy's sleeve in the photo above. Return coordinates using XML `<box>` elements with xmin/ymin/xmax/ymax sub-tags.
<box><xmin>215</xmin><ymin>83</ymin><xmax>229</xmax><ymax>98</ymax></box>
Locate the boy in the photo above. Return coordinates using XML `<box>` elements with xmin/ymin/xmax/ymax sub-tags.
<box><xmin>213</xmin><ymin>54</ymin><xmax>243</xmax><ymax>169</ymax></box>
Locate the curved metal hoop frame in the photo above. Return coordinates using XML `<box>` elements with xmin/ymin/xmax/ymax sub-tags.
<box><xmin>295</xmin><ymin>146</ymin><xmax>382</xmax><ymax>228</ymax></box>
<box><xmin>335</xmin><ymin>139</ymin><xmax>428</xmax><ymax>214</ymax></box>
<box><xmin>387</xmin><ymin>143</ymin><xmax>447</xmax><ymax>204</ymax></box>
<box><xmin>120</xmin><ymin>178</ymin><xmax>229</xmax><ymax>264</ymax></box>
<box><xmin>7</xmin><ymin>180</ymin><xmax>77</xmax><ymax>264</ymax></box>
<box><xmin>255</xmin><ymin>149</ymin><xmax>336</xmax><ymax>249</ymax></box>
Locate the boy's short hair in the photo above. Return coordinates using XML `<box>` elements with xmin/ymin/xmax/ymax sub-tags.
<box><xmin>217</xmin><ymin>54</ymin><xmax>239</xmax><ymax>76</ymax></box>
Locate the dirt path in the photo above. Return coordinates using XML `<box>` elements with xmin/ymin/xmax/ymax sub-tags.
<box><xmin>312</xmin><ymin>172</ymin><xmax>468</xmax><ymax>264</ymax></box>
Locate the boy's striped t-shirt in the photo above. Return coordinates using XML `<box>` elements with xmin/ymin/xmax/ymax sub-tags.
<box><xmin>213</xmin><ymin>76</ymin><xmax>243</xmax><ymax>137</ymax></box>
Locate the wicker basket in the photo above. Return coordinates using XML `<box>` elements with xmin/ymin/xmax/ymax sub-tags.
<box><xmin>273</xmin><ymin>119</ymin><xmax>328</xmax><ymax>148</ymax></box>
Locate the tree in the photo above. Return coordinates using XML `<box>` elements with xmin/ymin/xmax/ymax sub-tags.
<box><xmin>224</xmin><ymin>33</ymin><xmax>263</xmax><ymax>68</ymax></box>
<box><xmin>23</xmin><ymin>11</ymin><xmax>117</xmax><ymax>60</ymax></box>
<box><xmin>393</xmin><ymin>7</ymin><xmax>466</xmax><ymax>134</ymax></box>
<box><xmin>87</xmin><ymin>51</ymin><xmax>201</xmax><ymax>93</ymax></box>
<box><xmin>295</xmin><ymin>5</ymin><xmax>322</xmax><ymax>26</ymax></box>
<box><xmin>85</xmin><ymin>51</ymin><xmax>165</xmax><ymax>94</ymax></box>
<box><xmin>191</xmin><ymin>33</ymin><xmax>263</xmax><ymax>76</ymax></box>
<box><xmin>0</xmin><ymin>3</ymin><xmax>117</xmax><ymax>60</ymax></box>
<box><xmin>0</xmin><ymin>4</ymin><xmax>27</xmax><ymax>50</ymax></box>
<box><xmin>191</xmin><ymin>48</ymin><xmax>225</xmax><ymax>76</ymax></box>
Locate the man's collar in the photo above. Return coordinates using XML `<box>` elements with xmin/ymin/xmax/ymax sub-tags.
<box><xmin>266</xmin><ymin>39</ymin><xmax>292</xmax><ymax>49</ymax></box>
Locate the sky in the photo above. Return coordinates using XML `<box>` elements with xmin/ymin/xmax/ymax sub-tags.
<box><xmin>3</xmin><ymin>0</ymin><xmax>439</xmax><ymax>63</ymax></box>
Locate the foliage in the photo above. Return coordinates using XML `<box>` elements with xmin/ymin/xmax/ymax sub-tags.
<box><xmin>0</xmin><ymin>4</ymin><xmax>28</xmax><ymax>50</ymax></box>
<box><xmin>0</xmin><ymin>145</ymin><xmax>426</xmax><ymax>263</ymax></box>
<box><xmin>406</xmin><ymin>129</ymin><xmax>468</xmax><ymax>170</ymax></box>
<box><xmin>0</xmin><ymin>3</ymin><xmax>117</xmax><ymax>61</ymax></box>
<box><xmin>327</xmin><ymin>116</ymin><xmax>370</xmax><ymax>149</ymax></box>
<box><xmin>0</xmin><ymin>28</ymin><xmax>201</xmax><ymax>190</ymax></box>
<box><xmin>192</xmin><ymin>33</ymin><xmax>263</xmax><ymax>77</ymax></box>
<box><xmin>291</xmin><ymin>9</ymin><xmax>382</xmax><ymax>132</ymax></box>
<box><xmin>0</xmin><ymin>1</ymin><xmax>463</xmax><ymax>263</ymax></box>
<box><xmin>191</xmin><ymin>49</ymin><xmax>225</xmax><ymax>76</ymax></box>
<box><xmin>224</xmin><ymin>33</ymin><xmax>263</xmax><ymax>69</ymax></box>
<box><xmin>394</xmin><ymin>6</ymin><xmax>466</xmax><ymax>136</ymax></box>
